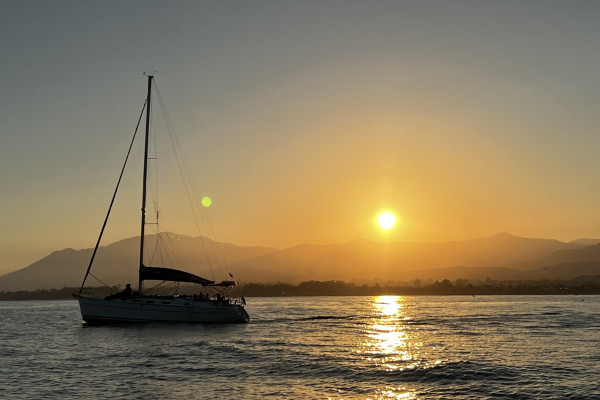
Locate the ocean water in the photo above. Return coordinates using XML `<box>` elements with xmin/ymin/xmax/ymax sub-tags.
<box><xmin>1</xmin><ymin>296</ymin><xmax>598</xmax><ymax>399</ymax></box>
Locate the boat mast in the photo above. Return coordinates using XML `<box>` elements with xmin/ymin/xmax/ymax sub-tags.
<box><xmin>138</xmin><ymin>74</ymin><xmax>153</xmax><ymax>294</ymax></box>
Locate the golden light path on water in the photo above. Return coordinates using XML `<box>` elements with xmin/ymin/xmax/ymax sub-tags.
<box><xmin>360</xmin><ymin>296</ymin><xmax>443</xmax><ymax>400</ymax></box>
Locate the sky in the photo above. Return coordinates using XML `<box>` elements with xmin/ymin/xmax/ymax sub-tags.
<box><xmin>2</xmin><ymin>0</ymin><xmax>600</xmax><ymax>274</ymax></box>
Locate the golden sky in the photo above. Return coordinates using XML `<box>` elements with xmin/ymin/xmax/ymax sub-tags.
<box><xmin>2</xmin><ymin>1</ymin><xmax>600</xmax><ymax>274</ymax></box>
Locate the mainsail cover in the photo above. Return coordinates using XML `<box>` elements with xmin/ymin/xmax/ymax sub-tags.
<box><xmin>206</xmin><ymin>280</ymin><xmax>237</xmax><ymax>288</ymax></box>
<box><xmin>140</xmin><ymin>265</ymin><xmax>214</xmax><ymax>285</ymax></box>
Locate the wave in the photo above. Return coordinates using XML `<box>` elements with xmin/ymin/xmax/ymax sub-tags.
<box><xmin>346</xmin><ymin>360</ymin><xmax>585</xmax><ymax>387</ymax></box>
<box><xmin>255</xmin><ymin>315</ymin><xmax>362</xmax><ymax>324</ymax></box>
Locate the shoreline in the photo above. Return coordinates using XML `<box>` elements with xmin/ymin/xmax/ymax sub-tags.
<box><xmin>2</xmin><ymin>280</ymin><xmax>600</xmax><ymax>301</ymax></box>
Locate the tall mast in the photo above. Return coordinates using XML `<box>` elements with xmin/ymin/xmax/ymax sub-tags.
<box><xmin>138</xmin><ymin>75</ymin><xmax>153</xmax><ymax>293</ymax></box>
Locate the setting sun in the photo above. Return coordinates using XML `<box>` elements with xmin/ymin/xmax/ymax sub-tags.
<box><xmin>378</xmin><ymin>212</ymin><xmax>396</xmax><ymax>230</ymax></box>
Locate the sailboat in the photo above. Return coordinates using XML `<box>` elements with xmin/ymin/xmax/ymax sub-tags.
<box><xmin>74</xmin><ymin>75</ymin><xmax>249</xmax><ymax>324</ymax></box>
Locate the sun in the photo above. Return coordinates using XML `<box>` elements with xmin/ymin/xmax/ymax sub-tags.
<box><xmin>378</xmin><ymin>212</ymin><xmax>396</xmax><ymax>230</ymax></box>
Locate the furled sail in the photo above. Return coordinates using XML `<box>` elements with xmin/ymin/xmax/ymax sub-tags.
<box><xmin>139</xmin><ymin>265</ymin><xmax>214</xmax><ymax>285</ymax></box>
<box><xmin>206</xmin><ymin>280</ymin><xmax>237</xmax><ymax>288</ymax></box>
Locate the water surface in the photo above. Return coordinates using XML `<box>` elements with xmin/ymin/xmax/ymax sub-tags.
<box><xmin>1</xmin><ymin>296</ymin><xmax>598</xmax><ymax>399</ymax></box>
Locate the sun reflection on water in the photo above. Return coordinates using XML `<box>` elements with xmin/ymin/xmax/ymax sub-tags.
<box><xmin>359</xmin><ymin>296</ymin><xmax>443</xmax><ymax>399</ymax></box>
<box><xmin>362</xmin><ymin>296</ymin><xmax>421</xmax><ymax>371</ymax></box>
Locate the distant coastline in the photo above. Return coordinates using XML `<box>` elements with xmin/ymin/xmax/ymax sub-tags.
<box><xmin>2</xmin><ymin>278</ymin><xmax>599</xmax><ymax>300</ymax></box>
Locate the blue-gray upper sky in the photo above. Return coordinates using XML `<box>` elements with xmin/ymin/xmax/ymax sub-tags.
<box><xmin>2</xmin><ymin>0</ymin><xmax>600</xmax><ymax>273</ymax></box>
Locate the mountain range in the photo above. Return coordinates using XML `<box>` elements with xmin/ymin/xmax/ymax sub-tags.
<box><xmin>1</xmin><ymin>232</ymin><xmax>600</xmax><ymax>291</ymax></box>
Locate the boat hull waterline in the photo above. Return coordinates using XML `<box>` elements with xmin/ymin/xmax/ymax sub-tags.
<box><xmin>76</xmin><ymin>295</ymin><xmax>249</xmax><ymax>324</ymax></box>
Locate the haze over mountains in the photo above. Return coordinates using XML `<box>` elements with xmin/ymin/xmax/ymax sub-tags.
<box><xmin>1</xmin><ymin>232</ymin><xmax>600</xmax><ymax>291</ymax></box>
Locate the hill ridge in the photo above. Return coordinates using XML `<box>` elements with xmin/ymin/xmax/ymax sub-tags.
<box><xmin>2</xmin><ymin>233</ymin><xmax>600</xmax><ymax>291</ymax></box>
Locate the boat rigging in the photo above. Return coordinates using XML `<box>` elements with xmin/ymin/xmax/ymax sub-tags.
<box><xmin>74</xmin><ymin>75</ymin><xmax>249</xmax><ymax>324</ymax></box>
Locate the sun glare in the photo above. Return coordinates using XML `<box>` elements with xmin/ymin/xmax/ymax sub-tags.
<box><xmin>378</xmin><ymin>212</ymin><xmax>396</xmax><ymax>230</ymax></box>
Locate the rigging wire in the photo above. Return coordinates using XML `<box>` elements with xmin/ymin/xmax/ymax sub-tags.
<box><xmin>78</xmin><ymin>101</ymin><xmax>147</xmax><ymax>294</ymax></box>
<box><xmin>152</xmin><ymin>84</ymin><xmax>212</xmax><ymax>272</ymax></box>
<box><xmin>87</xmin><ymin>272</ymin><xmax>111</xmax><ymax>289</ymax></box>
<box><xmin>143</xmin><ymin>88</ymin><xmax>194</xmax><ymax>273</ymax></box>
<box><xmin>143</xmin><ymin>92</ymin><xmax>187</xmax><ymax>274</ymax></box>
<box><xmin>152</xmin><ymin>81</ymin><xmax>234</xmax><ymax>281</ymax></box>
<box><xmin>79</xmin><ymin>79</ymin><xmax>237</xmax><ymax>296</ymax></box>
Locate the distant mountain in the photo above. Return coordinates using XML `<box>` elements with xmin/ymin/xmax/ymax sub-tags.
<box><xmin>228</xmin><ymin>233</ymin><xmax>589</xmax><ymax>283</ymax></box>
<box><xmin>396</xmin><ymin>262</ymin><xmax>600</xmax><ymax>283</ymax></box>
<box><xmin>2</xmin><ymin>232</ymin><xmax>600</xmax><ymax>291</ymax></box>
<box><xmin>569</xmin><ymin>238</ymin><xmax>600</xmax><ymax>247</ymax></box>
<box><xmin>228</xmin><ymin>238</ymin><xmax>487</xmax><ymax>283</ymax></box>
<box><xmin>0</xmin><ymin>248</ymin><xmax>97</xmax><ymax>292</ymax></box>
<box><xmin>0</xmin><ymin>234</ymin><xmax>277</xmax><ymax>291</ymax></box>
<box><xmin>517</xmin><ymin>243</ymin><xmax>600</xmax><ymax>270</ymax></box>
<box><xmin>445</xmin><ymin>232</ymin><xmax>580</xmax><ymax>267</ymax></box>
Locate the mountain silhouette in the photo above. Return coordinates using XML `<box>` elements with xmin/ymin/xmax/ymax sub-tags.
<box><xmin>228</xmin><ymin>233</ymin><xmax>592</xmax><ymax>283</ymax></box>
<box><xmin>0</xmin><ymin>234</ymin><xmax>277</xmax><ymax>291</ymax></box>
<box><xmin>1</xmin><ymin>233</ymin><xmax>599</xmax><ymax>291</ymax></box>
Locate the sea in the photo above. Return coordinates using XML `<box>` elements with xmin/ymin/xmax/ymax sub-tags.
<box><xmin>1</xmin><ymin>296</ymin><xmax>598</xmax><ymax>399</ymax></box>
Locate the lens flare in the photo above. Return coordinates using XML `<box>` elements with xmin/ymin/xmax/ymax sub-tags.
<box><xmin>201</xmin><ymin>197</ymin><xmax>212</xmax><ymax>207</ymax></box>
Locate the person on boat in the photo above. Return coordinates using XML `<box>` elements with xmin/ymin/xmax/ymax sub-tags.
<box><xmin>122</xmin><ymin>283</ymin><xmax>133</xmax><ymax>298</ymax></box>
<box><xmin>104</xmin><ymin>283</ymin><xmax>134</xmax><ymax>300</ymax></box>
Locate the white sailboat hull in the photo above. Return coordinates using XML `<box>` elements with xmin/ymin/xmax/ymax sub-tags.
<box><xmin>76</xmin><ymin>77</ymin><xmax>251</xmax><ymax>325</ymax></box>
<box><xmin>76</xmin><ymin>295</ymin><xmax>249</xmax><ymax>324</ymax></box>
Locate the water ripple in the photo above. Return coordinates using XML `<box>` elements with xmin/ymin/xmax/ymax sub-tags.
<box><xmin>1</xmin><ymin>296</ymin><xmax>599</xmax><ymax>399</ymax></box>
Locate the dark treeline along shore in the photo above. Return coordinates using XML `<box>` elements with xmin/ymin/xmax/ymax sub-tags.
<box><xmin>2</xmin><ymin>277</ymin><xmax>600</xmax><ymax>300</ymax></box>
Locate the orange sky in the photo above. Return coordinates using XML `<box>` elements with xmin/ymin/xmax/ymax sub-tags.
<box><xmin>2</xmin><ymin>1</ymin><xmax>600</xmax><ymax>274</ymax></box>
